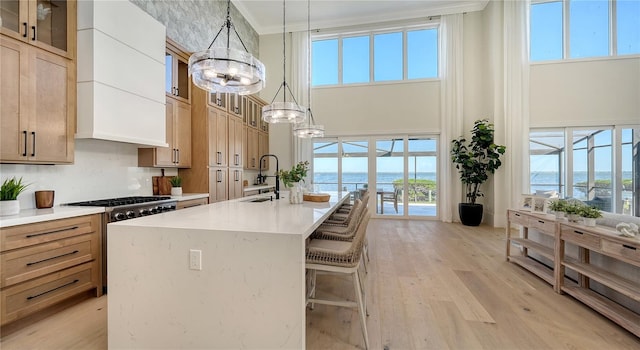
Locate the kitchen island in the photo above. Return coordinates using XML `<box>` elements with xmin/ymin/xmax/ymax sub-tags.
<box><xmin>107</xmin><ymin>191</ymin><xmax>349</xmax><ymax>349</ymax></box>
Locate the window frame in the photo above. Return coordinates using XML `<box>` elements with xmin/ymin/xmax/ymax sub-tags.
<box><xmin>311</xmin><ymin>22</ymin><xmax>440</xmax><ymax>87</ymax></box>
<box><xmin>530</xmin><ymin>0</ymin><xmax>640</xmax><ymax>62</ymax></box>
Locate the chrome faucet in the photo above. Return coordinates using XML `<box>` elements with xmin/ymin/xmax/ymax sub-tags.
<box><xmin>258</xmin><ymin>154</ymin><xmax>280</xmax><ymax>199</ymax></box>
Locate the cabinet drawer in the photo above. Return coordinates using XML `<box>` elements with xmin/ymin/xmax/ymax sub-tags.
<box><xmin>0</xmin><ymin>262</ymin><xmax>99</xmax><ymax>325</ymax></box>
<box><xmin>1</xmin><ymin>232</ymin><xmax>99</xmax><ymax>288</ymax></box>
<box><xmin>176</xmin><ymin>197</ymin><xmax>208</xmax><ymax>210</ymax></box>
<box><xmin>508</xmin><ymin>211</ymin><xmax>528</xmax><ymax>226</ymax></box>
<box><xmin>529</xmin><ymin>217</ymin><xmax>556</xmax><ymax>235</ymax></box>
<box><xmin>560</xmin><ymin>227</ymin><xmax>601</xmax><ymax>250</ymax></box>
<box><xmin>601</xmin><ymin>240</ymin><xmax>640</xmax><ymax>266</ymax></box>
<box><xmin>1</xmin><ymin>214</ymin><xmax>100</xmax><ymax>252</ymax></box>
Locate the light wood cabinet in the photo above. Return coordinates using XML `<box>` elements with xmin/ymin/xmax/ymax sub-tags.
<box><xmin>209</xmin><ymin>107</ymin><xmax>228</xmax><ymax>167</ymax></box>
<box><xmin>259</xmin><ymin>131</ymin><xmax>269</xmax><ymax>171</ymax></box>
<box><xmin>209</xmin><ymin>91</ymin><xmax>228</xmax><ymax>111</ymax></box>
<box><xmin>209</xmin><ymin>167</ymin><xmax>228</xmax><ymax>202</ymax></box>
<box><xmin>228</xmin><ymin>116</ymin><xmax>243</xmax><ymax>168</ymax></box>
<box><xmin>245</xmin><ymin>126</ymin><xmax>259</xmax><ymax>170</ymax></box>
<box><xmin>0</xmin><ymin>214</ymin><xmax>102</xmax><ymax>325</ymax></box>
<box><xmin>0</xmin><ymin>0</ymin><xmax>76</xmax><ymax>59</ymax></box>
<box><xmin>138</xmin><ymin>97</ymin><xmax>191</xmax><ymax>168</ymax></box>
<box><xmin>228</xmin><ymin>94</ymin><xmax>245</xmax><ymax>119</ymax></box>
<box><xmin>165</xmin><ymin>38</ymin><xmax>190</xmax><ymax>104</ymax></box>
<box><xmin>1</xmin><ymin>35</ymin><xmax>75</xmax><ymax>164</ymax></box>
<box><xmin>229</xmin><ymin>168</ymin><xmax>243</xmax><ymax>200</ymax></box>
<box><xmin>138</xmin><ymin>39</ymin><xmax>191</xmax><ymax>168</ymax></box>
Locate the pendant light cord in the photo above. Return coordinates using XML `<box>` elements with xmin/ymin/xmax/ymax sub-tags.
<box><xmin>207</xmin><ymin>0</ymin><xmax>250</xmax><ymax>53</ymax></box>
<box><xmin>306</xmin><ymin>0</ymin><xmax>315</xmax><ymax>126</ymax></box>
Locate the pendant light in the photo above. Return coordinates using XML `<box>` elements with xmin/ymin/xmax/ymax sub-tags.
<box><xmin>188</xmin><ymin>0</ymin><xmax>265</xmax><ymax>95</ymax></box>
<box><xmin>294</xmin><ymin>0</ymin><xmax>324</xmax><ymax>138</ymax></box>
<box><xmin>262</xmin><ymin>0</ymin><xmax>306</xmax><ymax>124</ymax></box>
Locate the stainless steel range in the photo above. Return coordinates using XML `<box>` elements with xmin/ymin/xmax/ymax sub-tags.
<box><xmin>66</xmin><ymin>196</ymin><xmax>178</xmax><ymax>293</ymax></box>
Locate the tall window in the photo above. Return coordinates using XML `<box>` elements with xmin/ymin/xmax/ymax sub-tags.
<box><xmin>529</xmin><ymin>126</ymin><xmax>639</xmax><ymax>216</ymax></box>
<box><xmin>530</xmin><ymin>0</ymin><xmax>640</xmax><ymax>61</ymax></box>
<box><xmin>312</xmin><ymin>25</ymin><xmax>439</xmax><ymax>86</ymax></box>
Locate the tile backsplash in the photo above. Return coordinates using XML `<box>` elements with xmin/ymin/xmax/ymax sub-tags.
<box><xmin>0</xmin><ymin>139</ymin><xmax>176</xmax><ymax>209</ymax></box>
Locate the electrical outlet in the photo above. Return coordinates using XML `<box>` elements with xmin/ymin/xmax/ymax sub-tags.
<box><xmin>189</xmin><ymin>249</ymin><xmax>202</xmax><ymax>270</ymax></box>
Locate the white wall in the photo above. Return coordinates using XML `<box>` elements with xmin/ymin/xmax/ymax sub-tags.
<box><xmin>530</xmin><ymin>57</ymin><xmax>640</xmax><ymax>127</ymax></box>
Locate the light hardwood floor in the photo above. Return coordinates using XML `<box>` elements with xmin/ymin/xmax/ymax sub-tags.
<box><xmin>2</xmin><ymin>219</ymin><xmax>639</xmax><ymax>349</ymax></box>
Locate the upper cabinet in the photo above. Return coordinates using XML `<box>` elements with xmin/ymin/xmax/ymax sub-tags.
<box><xmin>138</xmin><ymin>39</ymin><xmax>192</xmax><ymax>168</ymax></box>
<box><xmin>0</xmin><ymin>0</ymin><xmax>75</xmax><ymax>59</ymax></box>
<box><xmin>0</xmin><ymin>0</ymin><xmax>76</xmax><ymax>165</ymax></box>
<box><xmin>165</xmin><ymin>38</ymin><xmax>190</xmax><ymax>103</ymax></box>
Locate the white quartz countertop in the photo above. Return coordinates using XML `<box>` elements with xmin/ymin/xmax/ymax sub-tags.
<box><xmin>109</xmin><ymin>191</ymin><xmax>349</xmax><ymax>236</ymax></box>
<box><xmin>0</xmin><ymin>206</ymin><xmax>106</xmax><ymax>228</ymax></box>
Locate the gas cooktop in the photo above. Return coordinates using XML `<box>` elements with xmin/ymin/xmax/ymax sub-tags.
<box><xmin>66</xmin><ymin>196</ymin><xmax>173</xmax><ymax>208</ymax></box>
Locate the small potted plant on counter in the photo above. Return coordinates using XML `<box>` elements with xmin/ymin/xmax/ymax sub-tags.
<box><xmin>278</xmin><ymin>161</ymin><xmax>309</xmax><ymax>204</ymax></box>
<box><xmin>169</xmin><ymin>176</ymin><xmax>183</xmax><ymax>196</ymax></box>
<box><xmin>579</xmin><ymin>206</ymin><xmax>602</xmax><ymax>227</ymax></box>
<box><xmin>0</xmin><ymin>177</ymin><xmax>29</xmax><ymax>216</ymax></box>
<box><xmin>563</xmin><ymin>200</ymin><xmax>584</xmax><ymax>223</ymax></box>
<box><xmin>548</xmin><ymin>198</ymin><xmax>567</xmax><ymax>219</ymax></box>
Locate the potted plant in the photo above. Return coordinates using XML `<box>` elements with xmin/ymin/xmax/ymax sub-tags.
<box><xmin>278</xmin><ymin>161</ymin><xmax>309</xmax><ymax>204</ymax></box>
<box><xmin>1</xmin><ymin>177</ymin><xmax>29</xmax><ymax>216</ymax></box>
<box><xmin>563</xmin><ymin>200</ymin><xmax>584</xmax><ymax>223</ymax></box>
<box><xmin>548</xmin><ymin>198</ymin><xmax>567</xmax><ymax>219</ymax></box>
<box><xmin>451</xmin><ymin>119</ymin><xmax>506</xmax><ymax>226</ymax></box>
<box><xmin>579</xmin><ymin>206</ymin><xmax>602</xmax><ymax>227</ymax></box>
<box><xmin>169</xmin><ymin>176</ymin><xmax>183</xmax><ymax>196</ymax></box>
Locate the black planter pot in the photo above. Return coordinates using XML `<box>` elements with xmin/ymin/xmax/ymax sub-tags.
<box><xmin>458</xmin><ymin>203</ymin><xmax>483</xmax><ymax>226</ymax></box>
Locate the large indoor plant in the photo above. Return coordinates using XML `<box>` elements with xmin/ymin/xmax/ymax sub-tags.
<box><xmin>1</xmin><ymin>177</ymin><xmax>29</xmax><ymax>216</ymax></box>
<box><xmin>451</xmin><ymin>119</ymin><xmax>506</xmax><ymax>226</ymax></box>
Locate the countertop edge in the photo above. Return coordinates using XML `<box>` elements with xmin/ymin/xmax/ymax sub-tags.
<box><xmin>0</xmin><ymin>207</ymin><xmax>106</xmax><ymax>228</ymax></box>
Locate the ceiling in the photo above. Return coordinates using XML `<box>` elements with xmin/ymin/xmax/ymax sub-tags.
<box><xmin>232</xmin><ymin>0</ymin><xmax>489</xmax><ymax>35</ymax></box>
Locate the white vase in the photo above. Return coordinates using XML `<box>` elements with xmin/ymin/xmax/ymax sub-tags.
<box><xmin>583</xmin><ymin>217</ymin><xmax>596</xmax><ymax>227</ymax></box>
<box><xmin>288</xmin><ymin>182</ymin><xmax>304</xmax><ymax>204</ymax></box>
<box><xmin>171</xmin><ymin>187</ymin><xmax>183</xmax><ymax>196</ymax></box>
<box><xmin>554</xmin><ymin>211</ymin><xmax>565</xmax><ymax>220</ymax></box>
<box><xmin>567</xmin><ymin>213</ymin><xmax>580</xmax><ymax>222</ymax></box>
<box><xmin>0</xmin><ymin>200</ymin><xmax>20</xmax><ymax>216</ymax></box>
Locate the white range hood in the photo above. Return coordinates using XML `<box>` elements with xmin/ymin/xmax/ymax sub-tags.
<box><xmin>76</xmin><ymin>0</ymin><xmax>167</xmax><ymax>147</ymax></box>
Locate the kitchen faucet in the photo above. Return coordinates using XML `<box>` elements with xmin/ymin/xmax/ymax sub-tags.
<box><xmin>258</xmin><ymin>154</ymin><xmax>280</xmax><ymax>199</ymax></box>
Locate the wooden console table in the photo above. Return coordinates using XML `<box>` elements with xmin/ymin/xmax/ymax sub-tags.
<box><xmin>506</xmin><ymin>209</ymin><xmax>640</xmax><ymax>337</ymax></box>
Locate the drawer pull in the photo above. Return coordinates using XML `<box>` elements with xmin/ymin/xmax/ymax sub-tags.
<box><xmin>622</xmin><ymin>244</ymin><xmax>637</xmax><ymax>250</ymax></box>
<box><xmin>26</xmin><ymin>250</ymin><xmax>79</xmax><ymax>266</ymax></box>
<box><xmin>537</xmin><ymin>220</ymin><xmax>545</xmax><ymax>224</ymax></box>
<box><xmin>574</xmin><ymin>230</ymin><xmax>584</xmax><ymax>235</ymax></box>
<box><xmin>27</xmin><ymin>279</ymin><xmax>79</xmax><ymax>300</ymax></box>
<box><xmin>514</xmin><ymin>213</ymin><xmax>521</xmax><ymax>217</ymax></box>
<box><xmin>26</xmin><ymin>226</ymin><xmax>79</xmax><ymax>238</ymax></box>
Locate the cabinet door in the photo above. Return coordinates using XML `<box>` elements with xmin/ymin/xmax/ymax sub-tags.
<box><xmin>228</xmin><ymin>117</ymin><xmax>243</xmax><ymax>168</ymax></box>
<box><xmin>165</xmin><ymin>48</ymin><xmax>190</xmax><ymax>103</ymax></box>
<box><xmin>229</xmin><ymin>168</ymin><xmax>243</xmax><ymax>200</ymax></box>
<box><xmin>208</xmin><ymin>91</ymin><xmax>227</xmax><ymax>111</ymax></box>
<box><xmin>208</xmin><ymin>108</ymin><xmax>228</xmax><ymax>167</ymax></box>
<box><xmin>209</xmin><ymin>167</ymin><xmax>228</xmax><ymax>203</ymax></box>
<box><xmin>258</xmin><ymin>131</ymin><xmax>269</xmax><ymax>171</ymax></box>
<box><xmin>0</xmin><ymin>0</ymin><xmax>75</xmax><ymax>59</ymax></box>
<box><xmin>174</xmin><ymin>100</ymin><xmax>191</xmax><ymax>168</ymax></box>
<box><xmin>31</xmin><ymin>48</ymin><xmax>71</xmax><ymax>163</ymax></box>
<box><xmin>0</xmin><ymin>36</ymin><xmax>29</xmax><ymax>162</ymax></box>
<box><xmin>245</xmin><ymin>127</ymin><xmax>259</xmax><ymax>170</ymax></box>
<box><xmin>154</xmin><ymin>98</ymin><xmax>176</xmax><ymax>167</ymax></box>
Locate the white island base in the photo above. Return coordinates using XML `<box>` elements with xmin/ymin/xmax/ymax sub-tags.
<box><xmin>107</xmin><ymin>192</ymin><xmax>348</xmax><ymax>349</ymax></box>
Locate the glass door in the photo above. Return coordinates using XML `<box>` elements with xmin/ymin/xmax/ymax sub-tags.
<box><xmin>342</xmin><ymin>140</ymin><xmax>368</xmax><ymax>201</ymax></box>
<box><xmin>406</xmin><ymin>137</ymin><xmax>438</xmax><ymax>217</ymax></box>
<box><xmin>312</xmin><ymin>139</ymin><xmax>339</xmax><ymax>192</ymax></box>
<box><xmin>375</xmin><ymin>138</ymin><xmax>404</xmax><ymax>216</ymax></box>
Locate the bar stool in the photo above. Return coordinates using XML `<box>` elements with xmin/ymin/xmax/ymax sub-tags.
<box><xmin>306</xmin><ymin>211</ymin><xmax>372</xmax><ymax>350</ymax></box>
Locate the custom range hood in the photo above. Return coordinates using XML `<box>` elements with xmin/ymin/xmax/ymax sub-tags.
<box><xmin>76</xmin><ymin>0</ymin><xmax>167</xmax><ymax>147</ymax></box>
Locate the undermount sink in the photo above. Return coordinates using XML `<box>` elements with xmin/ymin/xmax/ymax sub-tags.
<box><xmin>245</xmin><ymin>197</ymin><xmax>272</xmax><ymax>203</ymax></box>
